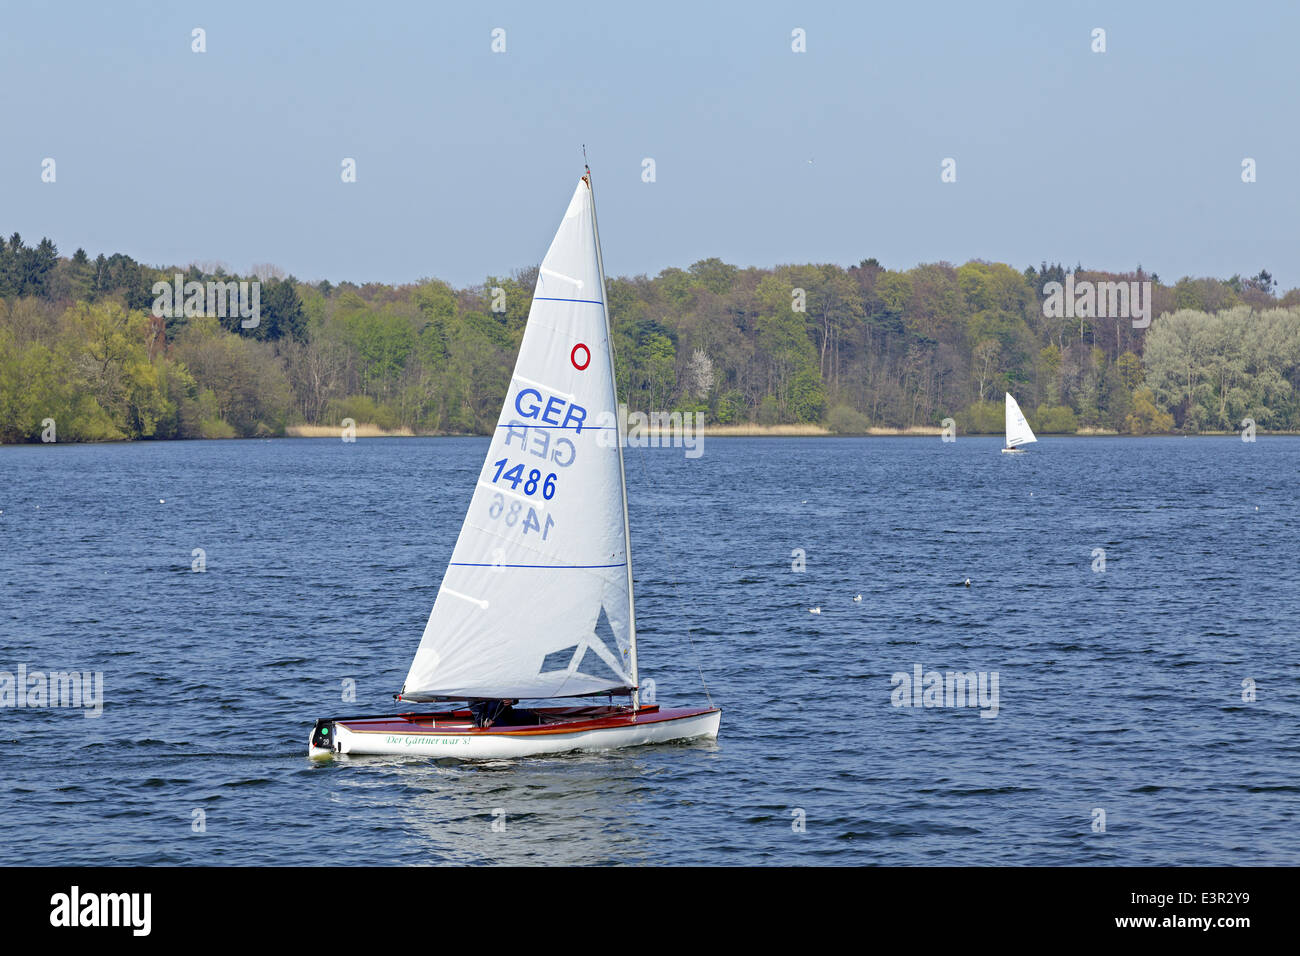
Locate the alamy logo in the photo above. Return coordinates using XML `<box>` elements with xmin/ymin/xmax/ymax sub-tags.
<box><xmin>152</xmin><ymin>274</ymin><xmax>260</xmax><ymax>329</ymax></box>
<box><xmin>0</xmin><ymin>664</ymin><xmax>103</xmax><ymax>717</ymax></box>
<box><xmin>50</xmin><ymin>886</ymin><xmax>151</xmax><ymax>936</ymax></box>
<box><xmin>594</xmin><ymin>405</ymin><xmax>704</xmax><ymax>459</ymax></box>
<box><xmin>890</xmin><ymin>664</ymin><xmax>999</xmax><ymax>718</ymax></box>
<box><xmin>1042</xmin><ymin>274</ymin><xmax>1152</xmax><ymax>329</ymax></box>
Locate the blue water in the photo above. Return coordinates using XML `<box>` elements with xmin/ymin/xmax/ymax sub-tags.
<box><xmin>1</xmin><ymin>436</ymin><xmax>1297</xmax><ymax>865</ymax></box>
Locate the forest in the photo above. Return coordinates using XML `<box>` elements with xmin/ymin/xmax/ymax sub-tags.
<box><xmin>2</xmin><ymin>230</ymin><xmax>1299</xmax><ymax>442</ymax></box>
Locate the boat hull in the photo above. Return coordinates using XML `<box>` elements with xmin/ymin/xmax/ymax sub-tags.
<box><xmin>1000</xmin><ymin>446</ymin><xmax>1026</xmax><ymax>454</ymax></box>
<box><xmin>309</xmin><ymin>705</ymin><xmax>720</xmax><ymax>759</ymax></box>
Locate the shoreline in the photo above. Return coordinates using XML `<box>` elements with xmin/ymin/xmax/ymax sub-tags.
<box><xmin>283</xmin><ymin>423</ymin><xmax>1295</xmax><ymax>439</ymax></box>
<box><xmin>7</xmin><ymin>426</ymin><xmax>1297</xmax><ymax>446</ymax></box>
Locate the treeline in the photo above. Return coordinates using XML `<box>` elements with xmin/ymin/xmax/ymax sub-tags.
<box><xmin>2</xmin><ymin>231</ymin><xmax>1299</xmax><ymax>443</ymax></box>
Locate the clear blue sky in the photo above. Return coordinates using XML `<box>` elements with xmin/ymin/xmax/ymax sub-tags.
<box><xmin>1</xmin><ymin>0</ymin><xmax>1296</xmax><ymax>289</ymax></box>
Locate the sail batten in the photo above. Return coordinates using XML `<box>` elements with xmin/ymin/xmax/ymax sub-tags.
<box><xmin>1005</xmin><ymin>392</ymin><xmax>1038</xmax><ymax>448</ymax></box>
<box><xmin>400</xmin><ymin>177</ymin><xmax>636</xmax><ymax>701</ymax></box>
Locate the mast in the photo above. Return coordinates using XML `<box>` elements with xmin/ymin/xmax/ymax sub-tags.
<box><xmin>586</xmin><ymin>162</ymin><xmax>640</xmax><ymax>710</ymax></box>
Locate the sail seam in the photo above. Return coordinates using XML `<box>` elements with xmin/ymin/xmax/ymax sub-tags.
<box><xmin>493</xmin><ymin>424</ymin><xmax>619</xmax><ymax>430</ymax></box>
<box><xmin>511</xmin><ymin>372</ymin><xmax>576</xmax><ymax>401</ymax></box>
<box><xmin>476</xmin><ymin>481</ymin><xmax>548</xmax><ymax>509</ymax></box>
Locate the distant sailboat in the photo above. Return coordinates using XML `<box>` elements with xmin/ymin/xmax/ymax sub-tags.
<box><xmin>309</xmin><ymin>168</ymin><xmax>720</xmax><ymax>758</ymax></box>
<box><xmin>1001</xmin><ymin>392</ymin><xmax>1037</xmax><ymax>454</ymax></box>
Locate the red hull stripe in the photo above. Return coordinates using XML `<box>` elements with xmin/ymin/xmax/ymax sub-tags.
<box><xmin>338</xmin><ymin>706</ymin><xmax>717</xmax><ymax>738</ymax></box>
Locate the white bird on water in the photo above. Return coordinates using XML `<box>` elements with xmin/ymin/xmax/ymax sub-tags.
<box><xmin>853</xmin><ymin>594</ymin><xmax>862</xmax><ymax>603</ymax></box>
<box><xmin>963</xmin><ymin>578</ymin><xmax>971</xmax><ymax>587</ymax></box>
<box><xmin>808</xmin><ymin>606</ymin><xmax>822</xmax><ymax>615</ymax></box>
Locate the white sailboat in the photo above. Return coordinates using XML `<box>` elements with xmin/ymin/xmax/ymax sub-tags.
<box><xmin>1001</xmin><ymin>392</ymin><xmax>1037</xmax><ymax>453</ymax></box>
<box><xmin>309</xmin><ymin>169</ymin><xmax>720</xmax><ymax>759</ymax></box>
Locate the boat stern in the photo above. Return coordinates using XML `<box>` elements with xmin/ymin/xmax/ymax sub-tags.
<box><xmin>308</xmin><ymin>718</ymin><xmax>337</xmax><ymax>758</ymax></box>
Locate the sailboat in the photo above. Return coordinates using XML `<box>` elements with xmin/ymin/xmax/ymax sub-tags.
<box><xmin>308</xmin><ymin>169</ymin><xmax>721</xmax><ymax>759</ymax></box>
<box><xmin>1001</xmin><ymin>392</ymin><xmax>1037</xmax><ymax>454</ymax></box>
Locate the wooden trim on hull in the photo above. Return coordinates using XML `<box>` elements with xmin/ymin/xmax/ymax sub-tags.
<box><xmin>309</xmin><ymin>705</ymin><xmax>721</xmax><ymax>759</ymax></box>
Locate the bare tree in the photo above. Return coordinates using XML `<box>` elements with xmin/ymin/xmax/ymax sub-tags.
<box><xmin>972</xmin><ymin>339</ymin><xmax>1000</xmax><ymax>401</ymax></box>
<box><xmin>685</xmin><ymin>348</ymin><xmax>714</xmax><ymax>399</ymax></box>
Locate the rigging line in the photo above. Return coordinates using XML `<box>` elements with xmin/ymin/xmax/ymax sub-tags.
<box><xmin>626</xmin><ymin>424</ymin><xmax>714</xmax><ymax>709</ymax></box>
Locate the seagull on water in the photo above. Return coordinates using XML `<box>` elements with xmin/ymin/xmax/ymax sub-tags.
<box><xmin>808</xmin><ymin>606</ymin><xmax>822</xmax><ymax>615</ymax></box>
<box><xmin>853</xmin><ymin>594</ymin><xmax>862</xmax><ymax>603</ymax></box>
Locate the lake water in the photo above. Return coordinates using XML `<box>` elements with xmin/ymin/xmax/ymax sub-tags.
<box><xmin>1</xmin><ymin>436</ymin><xmax>1297</xmax><ymax>865</ymax></box>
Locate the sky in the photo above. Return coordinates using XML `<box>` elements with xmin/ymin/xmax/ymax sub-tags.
<box><xmin>1</xmin><ymin>0</ymin><xmax>1297</xmax><ymax>289</ymax></box>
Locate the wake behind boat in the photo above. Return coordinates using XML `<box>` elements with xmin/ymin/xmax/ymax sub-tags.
<box><xmin>1001</xmin><ymin>392</ymin><xmax>1037</xmax><ymax>454</ymax></box>
<box><xmin>308</xmin><ymin>167</ymin><xmax>719</xmax><ymax>759</ymax></box>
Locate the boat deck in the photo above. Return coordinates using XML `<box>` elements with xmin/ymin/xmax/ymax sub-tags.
<box><xmin>328</xmin><ymin>704</ymin><xmax>718</xmax><ymax>738</ymax></box>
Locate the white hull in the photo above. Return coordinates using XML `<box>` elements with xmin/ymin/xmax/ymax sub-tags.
<box><xmin>1001</xmin><ymin>446</ymin><xmax>1027</xmax><ymax>454</ymax></box>
<box><xmin>310</xmin><ymin>707</ymin><xmax>720</xmax><ymax>760</ymax></box>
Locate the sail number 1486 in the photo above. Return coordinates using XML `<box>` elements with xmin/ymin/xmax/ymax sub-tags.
<box><xmin>491</xmin><ymin>458</ymin><xmax>557</xmax><ymax>499</ymax></box>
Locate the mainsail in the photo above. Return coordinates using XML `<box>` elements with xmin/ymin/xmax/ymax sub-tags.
<box><xmin>1005</xmin><ymin>392</ymin><xmax>1037</xmax><ymax>448</ymax></box>
<box><xmin>401</xmin><ymin>177</ymin><xmax>636</xmax><ymax>701</ymax></box>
